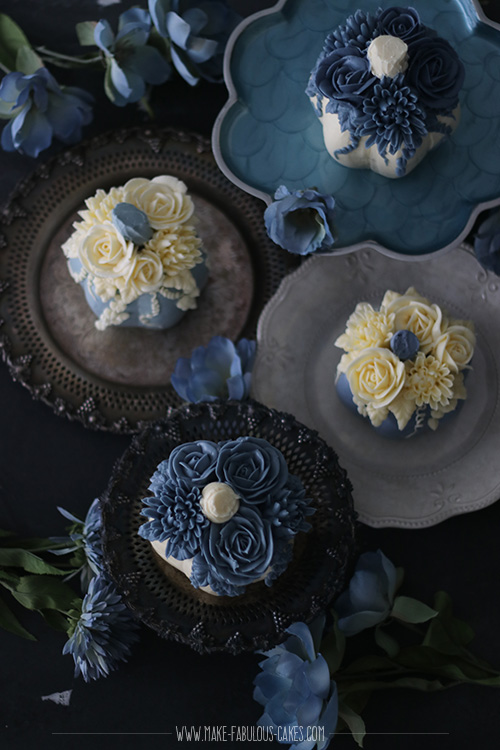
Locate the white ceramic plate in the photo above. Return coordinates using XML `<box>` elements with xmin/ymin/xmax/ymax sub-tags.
<box><xmin>252</xmin><ymin>245</ymin><xmax>500</xmax><ymax>528</ymax></box>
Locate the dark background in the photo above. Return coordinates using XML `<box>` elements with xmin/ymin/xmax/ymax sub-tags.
<box><xmin>1</xmin><ymin>1</ymin><xmax>500</xmax><ymax>749</ymax></box>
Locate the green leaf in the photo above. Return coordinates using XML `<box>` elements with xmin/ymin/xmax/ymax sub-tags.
<box><xmin>392</xmin><ymin>595</ymin><xmax>438</xmax><ymax>624</ymax></box>
<box><xmin>76</xmin><ymin>21</ymin><xmax>97</xmax><ymax>47</ymax></box>
<box><xmin>15</xmin><ymin>45</ymin><xmax>43</xmax><ymax>74</ymax></box>
<box><xmin>10</xmin><ymin>575</ymin><xmax>80</xmax><ymax>612</ymax></box>
<box><xmin>104</xmin><ymin>63</ymin><xmax>117</xmax><ymax>104</ymax></box>
<box><xmin>0</xmin><ymin>529</ymin><xmax>15</xmax><ymax>538</ymax></box>
<box><xmin>426</xmin><ymin>591</ymin><xmax>475</xmax><ymax>649</ymax></box>
<box><xmin>0</xmin><ymin>569</ymin><xmax>20</xmax><ymax>585</ymax></box>
<box><xmin>395</xmin><ymin>565</ymin><xmax>405</xmax><ymax>592</ymax></box>
<box><xmin>342</xmin><ymin>654</ymin><xmax>400</xmax><ymax>676</ymax></box>
<box><xmin>0</xmin><ymin>548</ymin><xmax>69</xmax><ymax>576</ymax></box>
<box><xmin>338</xmin><ymin>700</ymin><xmax>366</xmax><ymax>748</ymax></box>
<box><xmin>321</xmin><ymin>616</ymin><xmax>346</xmax><ymax>674</ymax></box>
<box><xmin>375</xmin><ymin>626</ymin><xmax>400</xmax><ymax>658</ymax></box>
<box><xmin>0</xmin><ymin>593</ymin><xmax>36</xmax><ymax>640</ymax></box>
<box><xmin>397</xmin><ymin>645</ymin><xmax>500</xmax><ymax>685</ymax></box>
<box><xmin>340</xmin><ymin>676</ymin><xmax>447</xmax><ymax>694</ymax></box>
<box><xmin>0</xmin><ymin>14</ymin><xmax>33</xmax><ymax>72</ymax></box>
<box><xmin>39</xmin><ymin>609</ymin><xmax>72</xmax><ymax>633</ymax></box>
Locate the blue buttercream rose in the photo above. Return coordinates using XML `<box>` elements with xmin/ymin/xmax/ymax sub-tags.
<box><xmin>377</xmin><ymin>6</ymin><xmax>425</xmax><ymax>45</ymax></box>
<box><xmin>474</xmin><ymin>209</ymin><xmax>500</xmax><ymax>276</ymax></box>
<box><xmin>407</xmin><ymin>37</ymin><xmax>465</xmax><ymax>111</ymax></box>
<box><xmin>193</xmin><ymin>505</ymin><xmax>274</xmax><ymax>592</ymax></box>
<box><xmin>315</xmin><ymin>46</ymin><xmax>376</xmax><ymax>107</ymax></box>
<box><xmin>264</xmin><ymin>186</ymin><xmax>336</xmax><ymax>256</ymax></box>
<box><xmin>334</xmin><ymin>550</ymin><xmax>398</xmax><ymax>636</ymax></box>
<box><xmin>216</xmin><ymin>437</ymin><xmax>289</xmax><ymax>501</ymax></box>
<box><xmin>254</xmin><ymin>619</ymin><xmax>338</xmax><ymax>750</ymax></box>
<box><xmin>165</xmin><ymin>440</ymin><xmax>219</xmax><ymax>487</ymax></box>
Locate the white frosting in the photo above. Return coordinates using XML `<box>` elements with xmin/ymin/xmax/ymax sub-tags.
<box><xmin>367</xmin><ymin>35</ymin><xmax>408</xmax><ymax>78</ymax></box>
<box><xmin>200</xmin><ymin>482</ymin><xmax>240</xmax><ymax>523</ymax></box>
<box><xmin>314</xmin><ymin>96</ymin><xmax>460</xmax><ymax>178</ymax></box>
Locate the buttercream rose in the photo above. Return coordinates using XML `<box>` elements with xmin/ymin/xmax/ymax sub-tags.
<box><xmin>122</xmin><ymin>249</ymin><xmax>164</xmax><ymax>299</ymax></box>
<box><xmin>432</xmin><ymin>322</ymin><xmax>475</xmax><ymax>372</ymax></box>
<box><xmin>407</xmin><ymin>37</ymin><xmax>465</xmax><ymax>111</ymax></box>
<box><xmin>122</xmin><ymin>175</ymin><xmax>194</xmax><ymax>230</ymax></box>
<box><xmin>377</xmin><ymin>6</ymin><xmax>425</xmax><ymax>45</ymax></box>
<box><xmin>383</xmin><ymin>294</ymin><xmax>443</xmax><ymax>354</ymax></box>
<box><xmin>78</xmin><ymin>223</ymin><xmax>134</xmax><ymax>279</ymax></box>
<box><xmin>195</xmin><ymin>506</ymin><xmax>274</xmax><ymax>590</ymax></box>
<box><xmin>166</xmin><ymin>440</ymin><xmax>219</xmax><ymax>487</ymax></box>
<box><xmin>216</xmin><ymin>437</ymin><xmax>288</xmax><ymax>501</ymax></box>
<box><xmin>200</xmin><ymin>482</ymin><xmax>240</xmax><ymax>524</ymax></box>
<box><xmin>345</xmin><ymin>347</ymin><xmax>406</xmax><ymax>409</ymax></box>
<box><xmin>316</xmin><ymin>46</ymin><xmax>376</xmax><ymax>107</ymax></box>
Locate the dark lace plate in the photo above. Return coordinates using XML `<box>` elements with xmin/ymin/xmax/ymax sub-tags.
<box><xmin>0</xmin><ymin>128</ymin><xmax>296</xmax><ymax>433</ymax></box>
<box><xmin>101</xmin><ymin>400</ymin><xmax>357</xmax><ymax>654</ymax></box>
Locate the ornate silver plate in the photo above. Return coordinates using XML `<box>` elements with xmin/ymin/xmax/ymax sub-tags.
<box><xmin>252</xmin><ymin>244</ymin><xmax>500</xmax><ymax>528</ymax></box>
<box><xmin>0</xmin><ymin>128</ymin><xmax>295</xmax><ymax>432</ymax></box>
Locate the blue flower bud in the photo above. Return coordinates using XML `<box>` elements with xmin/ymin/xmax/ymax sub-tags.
<box><xmin>390</xmin><ymin>329</ymin><xmax>420</xmax><ymax>360</ymax></box>
<box><xmin>111</xmin><ymin>202</ymin><xmax>153</xmax><ymax>245</ymax></box>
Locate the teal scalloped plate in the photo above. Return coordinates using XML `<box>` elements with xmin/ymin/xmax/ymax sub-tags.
<box><xmin>213</xmin><ymin>0</ymin><xmax>500</xmax><ymax>258</ymax></box>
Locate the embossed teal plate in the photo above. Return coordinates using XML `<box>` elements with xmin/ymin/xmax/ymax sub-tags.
<box><xmin>213</xmin><ymin>0</ymin><xmax>500</xmax><ymax>258</ymax></box>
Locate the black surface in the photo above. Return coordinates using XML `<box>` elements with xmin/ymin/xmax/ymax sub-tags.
<box><xmin>1</xmin><ymin>2</ymin><xmax>500</xmax><ymax>749</ymax></box>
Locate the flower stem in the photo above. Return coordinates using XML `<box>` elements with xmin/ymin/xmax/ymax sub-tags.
<box><xmin>35</xmin><ymin>47</ymin><xmax>102</xmax><ymax>68</ymax></box>
<box><xmin>0</xmin><ymin>61</ymin><xmax>11</xmax><ymax>74</ymax></box>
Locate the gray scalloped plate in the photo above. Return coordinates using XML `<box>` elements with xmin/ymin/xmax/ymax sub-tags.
<box><xmin>252</xmin><ymin>245</ymin><xmax>500</xmax><ymax>528</ymax></box>
<box><xmin>213</xmin><ymin>0</ymin><xmax>500</xmax><ymax>258</ymax></box>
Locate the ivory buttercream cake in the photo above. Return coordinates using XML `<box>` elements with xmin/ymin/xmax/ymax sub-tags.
<box><xmin>138</xmin><ymin>436</ymin><xmax>315</xmax><ymax>596</ymax></box>
<box><xmin>62</xmin><ymin>175</ymin><xmax>208</xmax><ymax>330</ymax></box>
<box><xmin>306</xmin><ymin>6</ymin><xmax>465</xmax><ymax>178</ymax></box>
<box><xmin>335</xmin><ymin>287</ymin><xmax>475</xmax><ymax>437</ymax></box>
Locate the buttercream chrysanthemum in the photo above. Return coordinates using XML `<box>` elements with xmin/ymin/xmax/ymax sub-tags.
<box><xmin>261</xmin><ymin>475</ymin><xmax>315</xmax><ymax>538</ymax></box>
<box><xmin>63</xmin><ymin>574</ymin><xmax>138</xmax><ymax>682</ymax></box>
<box><xmin>405</xmin><ymin>352</ymin><xmax>454</xmax><ymax>410</ymax></box>
<box><xmin>358</xmin><ymin>74</ymin><xmax>428</xmax><ymax>176</ymax></box>
<box><xmin>323</xmin><ymin>9</ymin><xmax>379</xmax><ymax>53</ymax></box>
<box><xmin>429</xmin><ymin>370</ymin><xmax>467</xmax><ymax>428</ymax></box>
<box><xmin>139</xmin><ymin>481</ymin><xmax>208</xmax><ymax>560</ymax></box>
<box><xmin>146</xmin><ymin>223</ymin><xmax>203</xmax><ymax>277</ymax></box>
<box><xmin>335</xmin><ymin>302</ymin><xmax>395</xmax><ymax>351</ymax></box>
<box><xmin>79</xmin><ymin>187</ymin><xmax>125</xmax><ymax>226</ymax></box>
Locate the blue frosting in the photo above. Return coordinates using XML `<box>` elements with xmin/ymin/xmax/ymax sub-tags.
<box><xmin>308</xmin><ymin>5</ymin><xmax>465</xmax><ymax>176</ymax></box>
<box><xmin>390</xmin><ymin>329</ymin><xmax>420</xmax><ymax>360</ymax></box>
<box><xmin>138</xmin><ymin>437</ymin><xmax>314</xmax><ymax>596</ymax></box>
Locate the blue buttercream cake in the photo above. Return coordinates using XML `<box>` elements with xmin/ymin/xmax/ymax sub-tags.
<box><xmin>306</xmin><ymin>6</ymin><xmax>465</xmax><ymax>178</ymax></box>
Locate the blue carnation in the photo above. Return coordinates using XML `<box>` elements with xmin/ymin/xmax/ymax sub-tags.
<box><xmin>171</xmin><ymin>336</ymin><xmax>256</xmax><ymax>402</ymax></box>
<box><xmin>94</xmin><ymin>7</ymin><xmax>171</xmax><ymax>106</ymax></box>
<box><xmin>149</xmin><ymin>0</ymin><xmax>240</xmax><ymax>86</ymax></box>
<box><xmin>63</xmin><ymin>574</ymin><xmax>139</xmax><ymax>682</ymax></box>
<box><xmin>264</xmin><ymin>186</ymin><xmax>336</xmax><ymax>256</ymax></box>
<box><xmin>334</xmin><ymin>550</ymin><xmax>398</xmax><ymax>636</ymax></box>
<box><xmin>254</xmin><ymin>618</ymin><xmax>338</xmax><ymax>750</ymax></box>
<box><xmin>0</xmin><ymin>67</ymin><xmax>93</xmax><ymax>157</ymax></box>
<box><xmin>474</xmin><ymin>209</ymin><xmax>500</xmax><ymax>275</ymax></box>
<box><xmin>139</xmin><ymin>480</ymin><xmax>208</xmax><ymax>560</ymax></box>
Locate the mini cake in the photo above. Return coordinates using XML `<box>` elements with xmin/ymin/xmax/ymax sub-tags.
<box><xmin>138</xmin><ymin>437</ymin><xmax>315</xmax><ymax>596</ymax></box>
<box><xmin>335</xmin><ymin>287</ymin><xmax>475</xmax><ymax>437</ymax></box>
<box><xmin>306</xmin><ymin>6</ymin><xmax>465</xmax><ymax>178</ymax></box>
<box><xmin>62</xmin><ymin>175</ymin><xmax>208</xmax><ymax>330</ymax></box>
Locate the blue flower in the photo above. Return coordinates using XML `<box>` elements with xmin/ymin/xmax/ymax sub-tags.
<box><xmin>474</xmin><ymin>209</ymin><xmax>500</xmax><ymax>275</ymax></box>
<box><xmin>139</xmin><ymin>480</ymin><xmax>208</xmax><ymax>560</ymax></box>
<box><xmin>161</xmin><ymin>440</ymin><xmax>219</xmax><ymax>488</ymax></box>
<box><xmin>94</xmin><ymin>8</ymin><xmax>171</xmax><ymax>106</ymax></box>
<box><xmin>191</xmin><ymin>505</ymin><xmax>274</xmax><ymax>594</ymax></box>
<box><xmin>334</xmin><ymin>550</ymin><xmax>398</xmax><ymax>637</ymax></box>
<box><xmin>0</xmin><ymin>67</ymin><xmax>93</xmax><ymax>157</ymax></box>
<box><xmin>149</xmin><ymin>0</ymin><xmax>240</xmax><ymax>85</ymax></box>
<box><xmin>315</xmin><ymin>46</ymin><xmax>376</xmax><ymax>109</ymax></box>
<box><xmin>264</xmin><ymin>186</ymin><xmax>336</xmax><ymax>256</ymax></box>
<box><xmin>357</xmin><ymin>74</ymin><xmax>427</xmax><ymax>177</ymax></box>
<box><xmin>261</xmin><ymin>475</ymin><xmax>315</xmax><ymax>538</ymax></box>
<box><xmin>323</xmin><ymin>8</ymin><xmax>380</xmax><ymax>53</ymax></box>
<box><xmin>53</xmin><ymin>499</ymin><xmax>104</xmax><ymax>590</ymax></box>
<box><xmin>377</xmin><ymin>6</ymin><xmax>426</xmax><ymax>46</ymax></box>
<box><xmin>171</xmin><ymin>336</ymin><xmax>256</xmax><ymax>402</ymax></box>
<box><xmin>407</xmin><ymin>36</ymin><xmax>465</xmax><ymax>112</ymax></box>
<box><xmin>63</xmin><ymin>574</ymin><xmax>139</xmax><ymax>682</ymax></box>
<box><xmin>216</xmin><ymin>437</ymin><xmax>289</xmax><ymax>501</ymax></box>
<box><xmin>254</xmin><ymin>619</ymin><xmax>338</xmax><ymax>750</ymax></box>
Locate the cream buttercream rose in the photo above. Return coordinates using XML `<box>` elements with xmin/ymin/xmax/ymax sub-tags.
<box><xmin>335</xmin><ymin>288</ymin><xmax>475</xmax><ymax>434</ymax></box>
<box><xmin>62</xmin><ymin>175</ymin><xmax>206</xmax><ymax>330</ymax></box>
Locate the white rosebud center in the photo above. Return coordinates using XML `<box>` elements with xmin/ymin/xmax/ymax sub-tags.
<box><xmin>200</xmin><ymin>482</ymin><xmax>240</xmax><ymax>524</ymax></box>
<box><xmin>367</xmin><ymin>35</ymin><xmax>408</xmax><ymax>79</ymax></box>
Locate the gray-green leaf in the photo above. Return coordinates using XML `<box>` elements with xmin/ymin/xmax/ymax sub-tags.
<box><xmin>10</xmin><ymin>575</ymin><xmax>80</xmax><ymax>612</ymax></box>
<box><xmin>15</xmin><ymin>45</ymin><xmax>43</xmax><ymax>75</ymax></box>
<box><xmin>0</xmin><ymin>13</ymin><xmax>32</xmax><ymax>72</ymax></box>
<box><xmin>392</xmin><ymin>595</ymin><xmax>438</xmax><ymax>624</ymax></box>
<box><xmin>0</xmin><ymin>547</ymin><xmax>69</xmax><ymax>576</ymax></box>
<box><xmin>0</xmin><ymin>593</ymin><xmax>36</xmax><ymax>640</ymax></box>
<box><xmin>338</xmin><ymin>701</ymin><xmax>366</xmax><ymax>748</ymax></box>
<box><xmin>76</xmin><ymin>21</ymin><xmax>97</xmax><ymax>47</ymax></box>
